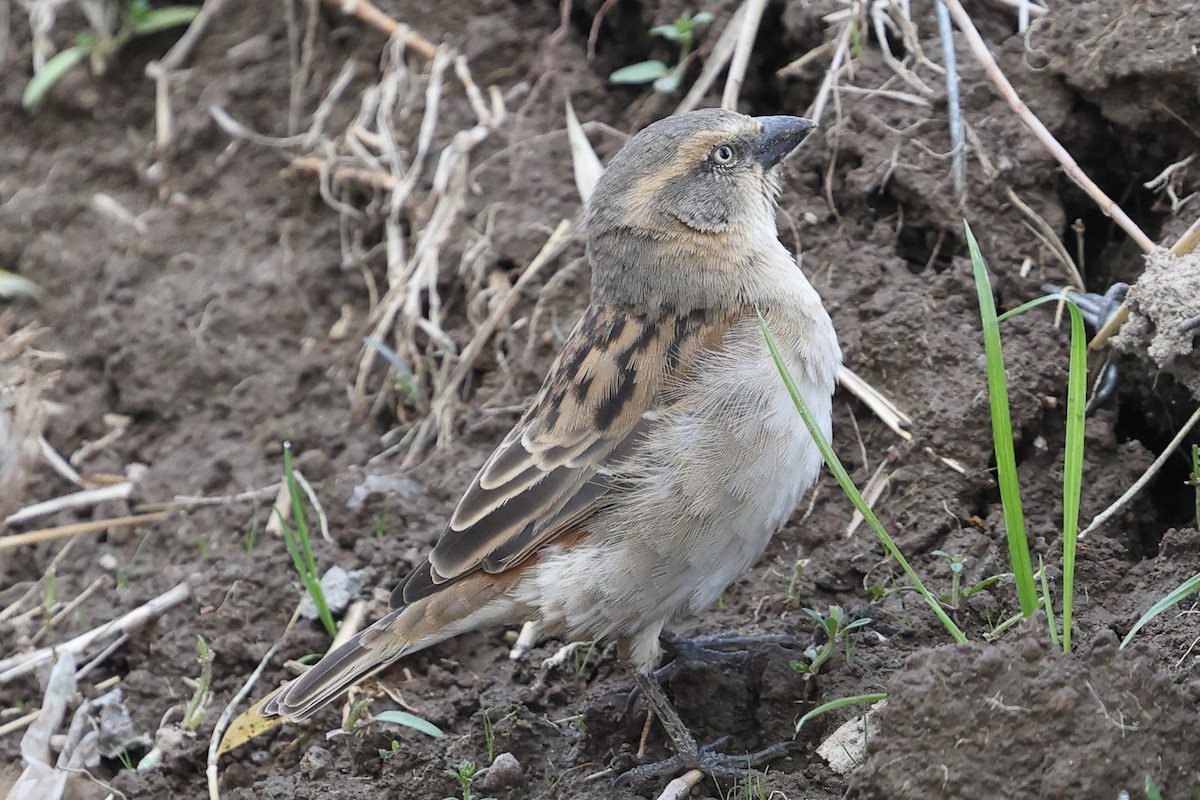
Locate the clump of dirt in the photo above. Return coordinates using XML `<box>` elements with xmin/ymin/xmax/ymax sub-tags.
<box><xmin>1114</xmin><ymin>248</ymin><xmax>1200</xmax><ymax>400</ymax></box>
<box><xmin>849</xmin><ymin>623</ymin><xmax>1200</xmax><ymax>799</ymax></box>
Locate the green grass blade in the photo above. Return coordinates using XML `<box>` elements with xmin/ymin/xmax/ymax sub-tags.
<box><xmin>609</xmin><ymin>60</ymin><xmax>668</xmax><ymax>84</ymax></box>
<box><xmin>964</xmin><ymin>221</ymin><xmax>1037</xmax><ymax>617</ymax></box>
<box><xmin>1121</xmin><ymin>571</ymin><xmax>1200</xmax><ymax>649</ymax></box>
<box><xmin>282</xmin><ymin>444</ymin><xmax>336</xmax><ymax>636</ymax></box>
<box><xmin>1059</xmin><ymin>300</ymin><xmax>1086</xmax><ymax>652</ymax></box>
<box><xmin>372</xmin><ymin>709</ymin><xmax>444</xmax><ymax>738</ymax></box>
<box><xmin>22</xmin><ymin>45</ymin><xmax>89</xmax><ymax>109</ymax></box>
<box><xmin>1038</xmin><ymin>556</ymin><xmax>1059</xmax><ymax>649</ymax></box>
<box><xmin>997</xmin><ymin>293</ymin><xmax>1086</xmax><ymax>651</ymax></box>
<box><xmin>796</xmin><ymin>692</ymin><xmax>887</xmax><ymax>732</ymax></box>
<box><xmin>130</xmin><ymin>6</ymin><xmax>201</xmax><ymax>35</ymax></box>
<box><xmin>759</xmin><ymin>313</ymin><xmax>967</xmax><ymax>644</ymax></box>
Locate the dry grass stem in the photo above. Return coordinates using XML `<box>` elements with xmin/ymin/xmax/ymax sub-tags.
<box><xmin>845</xmin><ymin>455</ymin><xmax>893</xmax><ymax>537</ymax></box>
<box><xmin>721</xmin><ymin>0</ymin><xmax>768</xmax><ymax>111</ymax></box>
<box><xmin>838</xmin><ymin>366</ymin><xmax>913</xmax><ymax>440</ymax></box>
<box><xmin>329</xmin><ymin>599</ymin><xmax>367</xmax><ymax>651</ymax></box>
<box><xmin>292</xmin><ymin>467</ymin><xmax>331</xmax><ymax>543</ymax></box>
<box><xmin>398</xmin><ymin>219</ymin><xmax>574</xmax><ymax>466</ymax></box>
<box><xmin>871</xmin><ymin>1</ymin><xmax>936</xmax><ymax>97</ymax></box>
<box><xmin>286</xmin><ymin>155</ymin><xmax>402</xmax><ymax>190</ymax></box>
<box><xmin>30</xmin><ymin>575</ymin><xmax>108</xmax><ymax>646</ymax></box>
<box><xmin>145</xmin><ymin>0</ymin><xmax>231</xmax><ymax>152</ymax></box>
<box><xmin>0</xmin><ymin>538</ymin><xmax>80</xmax><ymax>623</ymax></box>
<box><xmin>941</xmin><ymin>0</ymin><xmax>1156</xmax><ymax>254</ymax></box>
<box><xmin>37</xmin><ymin>437</ymin><xmax>83</xmax><ymax>488</ymax></box>
<box><xmin>137</xmin><ymin>483</ymin><xmax>281</xmax><ymax>513</ymax></box>
<box><xmin>777</xmin><ymin>39</ymin><xmax>836</xmax><ymax>77</ymax></box>
<box><xmin>0</xmin><ymin>512</ymin><xmax>166</xmax><ymax>551</ymax></box>
<box><xmin>327</xmin><ymin>0</ymin><xmax>437</xmax><ymax>60</ymax></box>
<box><xmin>5</xmin><ymin>482</ymin><xmax>133</xmax><ymax>526</ymax></box>
<box><xmin>264</xmin><ymin>482</ymin><xmax>293</xmax><ymax>538</ymax></box>
<box><xmin>809</xmin><ymin>19</ymin><xmax>854</xmax><ymax>125</ymax></box>
<box><xmin>1</xmin><ymin>319</ymin><xmax>59</xmax><ymax>519</ymax></box>
<box><xmin>0</xmin><ymin>709</ymin><xmax>40</xmax><ymax>738</ymax></box>
<box><xmin>837</xmin><ymin>83</ymin><xmax>931</xmax><ymax>107</ymax></box>
<box><xmin>655</xmin><ymin>769</ymin><xmax>706</xmax><ymax>800</ymax></box>
<box><xmin>207</xmin><ymin>603</ymin><xmax>303</xmax><ymax>800</ymax></box>
<box><xmin>210</xmin><ymin>106</ymin><xmax>310</xmax><ymax>148</ymax></box>
<box><xmin>1080</xmin><ymin>404</ymin><xmax>1200</xmax><ymax>539</ymax></box>
<box><xmin>1005</xmin><ymin>186</ymin><xmax>1084</xmax><ymax>287</ymax></box>
<box><xmin>0</xmin><ymin>582</ymin><xmax>190</xmax><ymax>684</ymax></box>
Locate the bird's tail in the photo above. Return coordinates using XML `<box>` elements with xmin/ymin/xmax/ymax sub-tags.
<box><xmin>262</xmin><ymin>576</ymin><xmax>520</xmax><ymax>721</ymax></box>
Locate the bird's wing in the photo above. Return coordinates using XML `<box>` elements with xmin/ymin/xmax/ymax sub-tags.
<box><xmin>396</xmin><ymin>304</ymin><xmax>731</xmax><ymax>605</ymax></box>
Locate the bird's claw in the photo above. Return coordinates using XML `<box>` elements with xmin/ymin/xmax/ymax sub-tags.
<box><xmin>625</xmin><ymin>632</ymin><xmax>804</xmax><ymax>713</ymax></box>
<box><xmin>659</xmin><ymin>630</ymin><xmax>804</xmax><ymax>665</ymax></box>
<box><xmin>615</xmin><ymin>735</ymin><xmax>799</xmax><ymax>786</ymax></box>
<box><xmin>1040</xmin><ymin>282</ymin><xmax>1128</xmax><ymax>331</ymax></box>
<box><xmin>1039</xmin><ymin>282</ymin><xmax>1131</xmax><ymax>412</ymax></box>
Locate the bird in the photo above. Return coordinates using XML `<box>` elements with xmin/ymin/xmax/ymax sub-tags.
<box><xmin>262</xmin><ymin>107</ymin><xmax>841</xmax><ymax>781</ymax></box>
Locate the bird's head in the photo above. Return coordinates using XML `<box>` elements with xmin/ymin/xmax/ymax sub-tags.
<box><xmin>586</xmin><ymin>109</ymin><xmax>814</xmax><ymax>310</ymax></box>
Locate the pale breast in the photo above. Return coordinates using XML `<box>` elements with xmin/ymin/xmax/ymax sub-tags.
<box><xmin>522</xmin><ymin>303</ymin><xmax>840</xmax><ymax>664</ymax></box>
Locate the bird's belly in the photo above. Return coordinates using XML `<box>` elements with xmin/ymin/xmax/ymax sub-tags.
<box><xmin>522</xmin><ymin>317</ymin><xmax>836</xmax><ymax>661</ymax></box>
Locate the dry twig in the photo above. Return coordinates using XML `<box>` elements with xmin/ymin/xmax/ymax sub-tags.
<box><xmin>326</xmin><ymin>0</ymin><xmax>437</xmax><ymax>59</ymax></box>
<box><xmin>0</xmin><ymin>512</ymin><xmax>166</xmax><ymax>550</ymax></box>
<box><xmin>1079</xmin><ymin>405</ymin><xmax>1200</xmax><ymax>539</ymax></box>
<box><xmin>941</xmin><ymin>0</ymin><xmax>1155</xmax><ymax>254</ymax></box>
<box><xmin>720</xmin><ymin>0</ymin><xmax>767</xmax><ymax>111</ymax></box>
<box><xmin>0</xmin><ymin>582</ymin><xmax>190</xmax><ymax>684</ymax></box>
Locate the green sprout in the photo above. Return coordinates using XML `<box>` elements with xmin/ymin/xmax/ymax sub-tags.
<box><xmin>182</xmin><ymin>636</ymin><xmax>213</xmax><ymax>731</ymax></box>
<box><xmin>279</xmin><ymin>443</ymin><xmax>337</xmax><ymax>637</ymax></box>
<box><xmin>23</xmin><ymin>1</ymin><xmax>200</xmax><ymax>109</ymax></box>
<box><xmin>931</xmin><ymin>550</ymin><xmax>1006</xmax><ymax>610</ymax></box>
<box><xmin>609</xmin><ymin>11</ymin><xmax>713</xmax><ymax>94</ymax></box>
<box><xmin>444</xmin><ymin>760</ymin><xmax>496</xmax><ymax>800</ymax></box>
<box><xmin>789</xmin><ymin>605</ymin><xmax>872</xmax><ymax>678</ymax></box>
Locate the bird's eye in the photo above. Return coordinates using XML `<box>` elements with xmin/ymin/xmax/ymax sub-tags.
<box><xmin>710</xmin><ymin>144</ymin><xmax>735</xmax><ymax>165</ymax></box>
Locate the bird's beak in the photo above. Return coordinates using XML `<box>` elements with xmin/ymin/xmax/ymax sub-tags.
<box><xmin>753</xmin><ymin>116</ymin><xmax>816</xmax><ymax>170</ymax></box>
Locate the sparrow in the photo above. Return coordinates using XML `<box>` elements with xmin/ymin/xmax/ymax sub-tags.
<box><xmin>262</xmin><ymin>107</ymin><xmax>841</xmax><ymax>780</ymax></box>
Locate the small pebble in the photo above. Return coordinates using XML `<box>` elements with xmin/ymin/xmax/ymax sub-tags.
<box><xmin>475</xmin><ymin>752</ymin><xmax>523</xmax><ymax>791</ymax></box>
<box><xmin>299</xmin><ymin>745</ymin><xmax>334</xmax><ymax>779</ymax></box>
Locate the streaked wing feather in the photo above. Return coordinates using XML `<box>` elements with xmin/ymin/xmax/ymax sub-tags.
<box><xmin>398</xmin><ymin>304</ymin><xmax>731</xmax><ymax>606</ymax></box>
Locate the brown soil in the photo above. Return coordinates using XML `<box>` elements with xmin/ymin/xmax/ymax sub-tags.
<box><xmin>2</xmin><ymin>1</ymin><xmax>1198</xmax><ymax>799</ymax></box>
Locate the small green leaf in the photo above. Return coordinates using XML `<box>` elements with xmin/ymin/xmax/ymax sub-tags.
<box><xmin>371</xmin><ymin>710</ymin><xmax>444</xmax><ymax>738</ymax></box>
<box><xmin>692</xmin><ymin>11</ymin><xmax>714</xmax><ymax>25</ymax></box>
<box><xmin>609</xmin><ymin>60</ymin><xmax>669</xmax><ymax>84</ymax></box>
<box><xmin>131</xmin><ymin>6</ymin><xmax>201</xmax><ymax>36</ymax></box>
<box><xmin>1121</xmin><ymin>571</ymin><xmax>1200</xmax><ymax>649</ymax></box>
<box><xmin>650</xmin><ymin>23</ymin><xmax>681</xmax><ymax>40</ymax></box>
<box><xmin>795</xmin><ymin>693</ymin><xmax>887</xmax><ymax>732</ymax></box>
<box><xmin>653</xmin><ymin>70</ymin><xmax>682</xmax><ymax>94</ymax></box>
<box><xmin>22</xmin><ymin>45</ymin><xmax>90</xmax><ymax>109</ymax></box>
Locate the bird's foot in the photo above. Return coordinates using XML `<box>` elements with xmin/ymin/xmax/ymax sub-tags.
<box><xmin>615</xmin><ymin>735</ymin><xmax>798</xmax><ymax>786</ymax></box>
<box><xmin>1040</xmin><ymin>282</ymin><xmax>1130</xmax><ymax>412</ymax></box>
<box><xmin>616</xmin><ymin>667</ymin><xmax>795</xmax><ymax>787</ymax></box>
<box><xmin>656</xmin><ymin>630</ymin><xmax>803</xmax><ymax>676</ymax></box>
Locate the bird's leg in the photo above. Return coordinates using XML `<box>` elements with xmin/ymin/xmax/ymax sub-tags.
<box><xmin>623</xmin><ymin>630</ymin><xmax>804</xmax><ymax>713</ymax></box>
<box><xmin>615</xmin><ymin>671</ymin><xmax>796</xmax><ymax>786</ymax></box>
